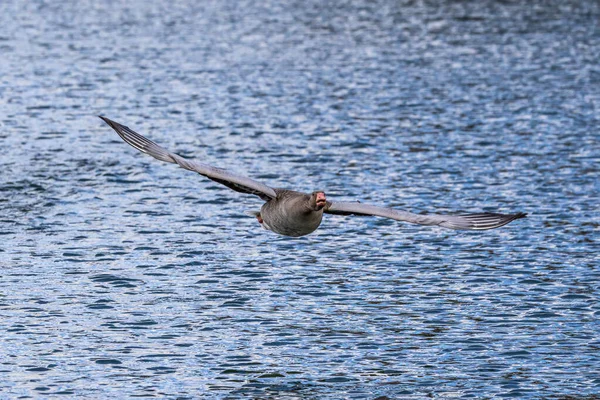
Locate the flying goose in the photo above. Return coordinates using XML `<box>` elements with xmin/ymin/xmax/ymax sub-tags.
<box><xmin>100</xmin><ymin>116</ymin><xmax>526</xmax><ymax>237</ymax></box>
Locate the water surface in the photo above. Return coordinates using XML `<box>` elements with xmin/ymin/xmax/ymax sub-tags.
<box><xmin>1</xmin><ymin>0</ymin><xmax>599</xmax><ymax>398</ymax></box>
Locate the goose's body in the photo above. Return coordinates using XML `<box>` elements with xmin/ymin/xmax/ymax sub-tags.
<box><xmin>100</xmin><ymin>116</ymin><xmax>526</xmax><ymax>237</ymax></box>
<box><xmin>258</xmin><ymin>189</ymin><xmax>326</xmax><ymax>237</ymax></box>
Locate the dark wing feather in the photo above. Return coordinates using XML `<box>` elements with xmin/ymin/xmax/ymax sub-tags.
<box><xmin>325</xmin><ymin>201</ymin><xmax>526</xmax><ymax>230</ymax></box>
<box><xmin>100</xmin><ymin>116</ymin><xmax>277</xmax><ymax>201</ymax></box>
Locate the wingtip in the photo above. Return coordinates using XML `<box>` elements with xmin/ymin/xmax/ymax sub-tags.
<box><xmin>98</xmin><ymin>116</ymin><xmax>123</xmax><ymax>131</ymax></box>
<box><xmin>459</xmin><ymin>211</ymin><xmax>528</xmax><ymax>230</ymax></box>
<box><xmin>98</xmin><ymin>115</ymin><xmax>113</xmax><ymax>126</ymax></box>
<box><xmin>514</xmin><ymin>212</ymin><xmax>528</xmax><ymax>219</ymax></box>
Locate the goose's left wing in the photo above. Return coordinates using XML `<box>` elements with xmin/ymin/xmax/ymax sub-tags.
<box><xmin>324</xmin><ymin>201</ymin><xmax>526</xmax><ymax>230</ymax></box>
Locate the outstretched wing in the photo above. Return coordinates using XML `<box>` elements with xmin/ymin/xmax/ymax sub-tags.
<box><xmin>324</xmin><ymin>201</ymin><xmax>526</xmax><ymax>230</ymax></box>
<box><xmin>100</xmin><ymin>116</ymin><xmax>277</xmax><ymax>201</ymax></box>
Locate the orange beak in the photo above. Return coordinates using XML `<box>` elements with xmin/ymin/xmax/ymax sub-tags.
<box><xmin>315</xmin><ymin>192</ymin><xmax>326</xmax><ymax>208</ymax></box>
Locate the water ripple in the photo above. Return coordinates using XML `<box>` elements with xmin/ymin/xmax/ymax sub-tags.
<box><xmin>1</xmin><ymin>0</ymin><xmax>599</xmax><ymax>398</ymax></box>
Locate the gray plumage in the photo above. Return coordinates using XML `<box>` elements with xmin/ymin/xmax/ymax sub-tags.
<box><xmin>260</xmin><ymin>190</ymin><xmax>325</xmax><ymax>237</ymax></box>
<box><xmin>100</xmin><ymin>116</ymin><xmax>276</xmax><ymax>201</ymax></box>
<box><xmin>100</xmin><ymin>116</ymin><xmax>527</xmax><ymax>237</ymax></box>
<box><xmin>324</xmin><ymin>202</ymin><xmax>526</xmax><ymax>230</ymax></box>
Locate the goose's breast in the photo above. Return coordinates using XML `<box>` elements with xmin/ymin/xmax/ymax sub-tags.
<box><xmin>261</xmin><ymin>201</ymin><xmax>323</xmax><ymax>237</ymax></box>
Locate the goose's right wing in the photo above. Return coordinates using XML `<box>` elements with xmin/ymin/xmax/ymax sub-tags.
<box><xmin>100</xmin><ymin>116</ymin><xmax>277</xmax><ymax>201</ymax></box>
<box><xmin>325</xmin><ymin>201</ymin><xmax>526</xmax><ymax>230</ymax></box>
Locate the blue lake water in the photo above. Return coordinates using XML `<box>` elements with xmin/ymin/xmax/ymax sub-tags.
<box><xmin>1</xmin><ymin>0</ymin><xmax>599</xmax><ymax>398</ymax></box>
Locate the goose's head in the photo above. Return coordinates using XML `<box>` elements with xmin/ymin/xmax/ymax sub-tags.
<box><xmin>310</xmin><ymin>191</ymin><xmax>327</xmax><ymax>211</ymax></box>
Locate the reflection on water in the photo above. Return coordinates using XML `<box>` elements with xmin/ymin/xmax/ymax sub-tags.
<box><xmin>1</xmin><ymin>0</ymin><xmax>599</xmax><ymax>398</ymax></box>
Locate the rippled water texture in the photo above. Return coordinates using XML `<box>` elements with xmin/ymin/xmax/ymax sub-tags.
<box><xmin>1</xmin><ymin>0</ymin><xmax>599</xmax><ymax>398</ymax></box>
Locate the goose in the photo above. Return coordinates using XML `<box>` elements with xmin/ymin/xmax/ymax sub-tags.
<box><xmin>100</xmin><ymin>116</ymin><xmax>526</xmax><ymax>237</ymax></box>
